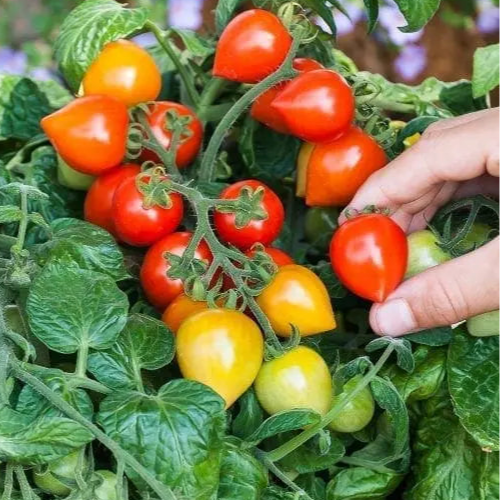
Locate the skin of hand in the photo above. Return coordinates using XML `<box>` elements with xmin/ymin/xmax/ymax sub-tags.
<box><xmin>341</xmin><ymin>108</ymin><xmax>499</xmax><ymax>337</ymax></box>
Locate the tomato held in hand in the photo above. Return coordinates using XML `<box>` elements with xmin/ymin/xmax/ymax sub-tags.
<box><xmin>140</xmin><ymin>232</ymin><xmax>213</xmax><ymax>310</ymax></box>
<box><xmin>41</xmin><ymin>95</ymin><xmax>128</xmax><ymax>175</ymax></box>
<box><xmin>255</xmin><ymin>346</ymin><xmax>332</xmax><ymax>416</ymax></box>
<box><xmin>405</xmin><ymin>230</ymin><xmax>450</xmax><ymax>279</ymax></box>
<box><xmin>162</xmin><ymin>294</ymin><xmax>211</xmax><ymax>333</ymax></box>
<box><xmin>214</xmin><ymin>180</ymin><xmax>285</xmax><ymax>250</ymax></box>
<box><xmin>297</xmin><ymin>127</ymin><xmax>388</xmax><ymax>207</ymax></box>
<box><xmin>245</xmin><ymin>246</ymin><xmax>294</xmax><ymax>266</ymax></box>
<box><xmin>142</xmin><ymin>102</ymin><xmax>203</xmax><ymax>168</ymax></box>
<box><xmin>82</xmin><ymin>39</ymin><xmax>161</xmax><ymax>106</ymax></box>
<box><xmin>213</xmin><ymin>9</ymin><xmax>292</xmax><ymax>83</ymax></box>
<box><xmin>176</xmin><ymin>308</ymin><xmax>264</xmax><ymax>407</ymax></box>
<box><xmin>271</xmin><ymin>69</ymin><xmax>354</xmax><ymax>143</ymax></box>
<box><xmin>84</xmin><ymin>163</ymin><xmax>141</xmax><ymax>235</ymax></box>
<box><xmin>250</xmin><ymin>58</ymin><xmax>324</xmax><ymax>134</ymax></box>
<box><xmin>329</xmin><ymin>375</ymin><xmax>375</xmax><ymax>433</ymax></box>
<box><xmin>257</xmin><ymin>264</ymin><xmax>336</xmax><ymax>337</ymax></box>
<box><xmin>330</xmin><ymin>214</ymin><xmax>408</xmax><ymax>302</ymax></box>
<box><xmin>112</xmin><ymin>175</ymin><xmax>184</xmax><ymax>246</ymax></box>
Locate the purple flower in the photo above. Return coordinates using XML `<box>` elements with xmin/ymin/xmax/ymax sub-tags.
<box><xmin>394</xmin><ymin>44</ymin><xmax>427</xmax><ymax>80</ymax></box>
<box><xmin>0</xmin><ymin>46</ymin><xmax>27</xmax><ymax>75</ymax></box>
<box><xmin>476</xmin><ymin>0</ymin><xmax>500</xmax><ymax>34</ymax></box>
<box><xmin>30</xmin><ymin>67</ymin><xmax>56</xmax><ymax>81</ymax></box>
<box><xmin>379</xmin><ymin>1</ymin><xmax>423</xmax><ymax>45</ymax></box>
<box><xmin>132</xmin><ymin>33</ymin><xmax>157</xmax><ymax>48</ymax></box>
<box><xmin>168</xmin><ymin>0</ymin><xmax>203</xmax><ymax>30</ymax></box>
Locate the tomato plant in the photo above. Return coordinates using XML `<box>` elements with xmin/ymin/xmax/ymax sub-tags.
<box><xmin>176</xmin><ymin>308</ymin><xmax>264</xmax><ymax>407</ymax></box>
<box><xmin>330</xmin><ymin>214</ymin><xmax>408</xmax><ymax>302</ymax></box>
<box><xmin>297</xmin><ymin>127</ymin><xmax>388</xmax><ymax>207</ymax></box>
<box><xmin>82</xmin><ymin>39</ymin><xmax>161</xmax><ymax>106</ymax></box>
<box><xmin>405</xmin><ymin>229</ymin><xmax>451</xmax><ymax>278</ymax></box>
<box><xmin>140</xmin><ymin>232</ymin><xmax>213</xmax><ymax>310</ymax></box>
<box><xmin>41</xmin><ymin>95</ymin><xmax>129</xmax><ymax>175</ymax></box>
<box><xmin>214</xmin><ymin>180</ymin><xmax>285</xmax><ymax>250</ymax></box>
<box><xmin>213</xmin><ymin>9</ymin><xmax>292</xmax><ymax>83</ymax></box>
<box><xmin>112</xmin><ymin>175</ymin><xmax>184</xmax><ymax>246</ymax></box>
<box><xmin>304</xmin><ymin>207</ymin><xmax>339</xmax><ymax>250</ymax></box>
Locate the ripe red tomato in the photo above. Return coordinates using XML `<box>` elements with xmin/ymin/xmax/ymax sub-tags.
<box><xmin>250</xmin><ymin>58</ymin><xmax>324</xmax><ymax>134</ymax></box>
<box><xmin>84</xmin><ymin>163</ymin><xmax>141</xmax><ymax>236</ymax></box>
<box><xmin>140</xmin><ymin>232</ymin><xmax>213</xmax><ymax>310</ymax></box>
<box><xmin>41</xmin><ymin>95</ymin><xmax>129</xmax><ymax>175</ymax></box>
<box><xmin>330</xmin><ymin>214</ymin><xmax>408</xmax><ymax>302</ymax></box>
<box><xmin>142</xmin><ymin>102</ymin><xmax>203</xmax><ymax>168</ymax></box>
<box><xmin>213</xmin><ymin>9</ymin><xmax>292</xmax><ymax>83</ymax></box>
<box><xmin>245</xmin><ymin>246</ymin><xmax>294</xmax><ymax>266</ymax></box>
<box><xmin>112</xmin><ymin>176</ymin><xmax>184</xmax><ymax>246</ymax></box>
<box><xmin>297</xmin><ymin>127</ymin><xmax>388</xmax><ymax>207</ymax></box>
<box><xmin>214</xmin><ymin>180</ymin><xmax>285</xmax><ymax>250</ymax></box>
<box><xmin>271</xmin><ymin>69</ymin><xmax>354</xmax><ymax>143</ymax></box>
<box><xmin>82</xmin><ymin>39</ymin><xmax>161</xmax><ymax>106</ymax></box>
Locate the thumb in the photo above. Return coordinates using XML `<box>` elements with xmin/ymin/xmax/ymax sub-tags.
<box><xmin>370</xmin><ymin>238</ymin><xmax>499</xmax><ymax>336</ymax></box>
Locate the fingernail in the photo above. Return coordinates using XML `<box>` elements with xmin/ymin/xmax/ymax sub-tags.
<box><xmin>373</xmin><ymin>299</ymin><xmax>417</xmax><ymax>336</ymax></box>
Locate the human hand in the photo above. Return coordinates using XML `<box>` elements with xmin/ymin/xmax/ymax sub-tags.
<box><xmin>342</xmin><ymin>108</ymin><xmax>499</xmax><ymax>336</ymax></box>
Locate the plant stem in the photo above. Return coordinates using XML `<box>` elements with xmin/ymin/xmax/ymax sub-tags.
<box><xmin>356</xmin><ymin>94</ymin><xmax>414</xmax><ymax>114</ymax></box>
<box><xmin>1</xmin><ymin>463</ymin><xmax>14</xmax><ymax>500</ymax></box>
<box><xmin>10</xmin><ymin>362</ymin><xmax>179</xmax><ymax>500</ymax></box>
<box><xmin>75</xmin><ymin>342</ymin><xmax>89</xmax><ymax>378</ymax></box>
<box><xmin>197</xmin><ymin>78</ymin><xmax>228</xmax><ymax>121</ymax></box>
<box><xmin>198</xmin><ymin>32</ymin><xmax>303</xmax><ymax>182</ymax></box>
<box><xmin>5</xmin><ymin>134</ymin><xmax>47</xmax><ymax>172</ymax></box>
<box><xmin>16</xmin><ymin>187</ymin><xmax>29</xmax><ymax>251</ymax></box>
<box><xmin>265</xmin><ymin>344</ymin><xmax>395</xmax><ymax>462</ymax></box>
<box><xmin>146</xmin><ymin>21</ymin><xmax>200</xmax><ymax>107</ymax></box>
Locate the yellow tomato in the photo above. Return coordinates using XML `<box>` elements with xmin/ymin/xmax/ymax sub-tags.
<box><xmin>162</xmin><ymin>294</ymin><xmax>211</xmax><ymax>333</ymax></box>
<box><xmin>256</xmin><ymin>264</ymin><xmax>336</xmax><ymax>337</ymax></box>
<box><xmin>254</xmin><ymin>346</ymin><xmax>332</xmax><ymax>416</ymax></box>
<box><xmin>82</xmin><ymin>39</ymin><xmax>161</xmax><ymax>106</ymax></box>
<box><xmin>176</xmin><ymin>308</ymin><xmax>264</xmax><ymax>408</ymax></box>
<box><xmin>296</xmin><ymin>142</ymin><xmax>314</xmax><ymax>198</ymax></box>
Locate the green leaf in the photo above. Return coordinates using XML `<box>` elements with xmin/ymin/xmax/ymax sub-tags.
<box><xmin>262</xmin><ymin>486</ymin><xmax>296</xmax><ymax>500</ymax></box>
<box><xmin>363</xmin><ymin>0</ymin><xmax>380</xmax><ymax>32</ymax></box>
<box><xmin>232</xmin><ymin>389</ymin><xmax>264</xmax><ymax>440</ymax></box>
<box><xmin>217</xmin><ymin>438</ymin><xmax>268</xmax><ymax>500</ymax></box>
<box><xmin>472</xmin><ymin>44</ymin><xmax>500</xmax><ymax>98</ymax></box>
<box><xmin>448</xmin><ymin>327</ymin><xmax>499</xmax><ymax>450</ymax></box>
<box><xmin>405</xmin><ymin>386</ymin><xmax>498</xmax><ymax>500</ymax></box>
<box><xmin>408</xmin><ymin>326</ymin><xmax>453</xmax><ymax>346</ymax></box>
<box><xmin>98</xmin><ymin>380</ymin><xmax>226</xmax><ymax>497</ymax></box>
<box><xmin>303</xmin><ymin>0</ymin><xmax>337</xmax><ymax>36</ymax></box>
<box><xmin>171</xmin><ymin>28</ymin><xmax>215</xmax><ymax>57</ymax></box>
<box><xmin>88</xmin><ymin>314</ymin><xmax>175</xmax><ymax>391</ymax></box>
<box><xmin>440</xmin><ymin>81</ymin><xmax>488</xmax><ymax>116</ymax></box>
<box><xmin>37</xmin><ymin>218</ymin><xmax>128</xmax><ymax>281</ymax></box>
<box><xmin>215</xmin><ymin>0</ymin><xmax>244</xmax><ymax>34</ymax></box>
<box><xmin>308</xmin><ymin>261</ymin><xmax>347</xmax><ymax>299</ymax></box>
<box><xmin>383</xmin><ymin>345</ymin><xmax>446</xmax><ymax>402</ymax></box>
<box><xmin>35</xmin><ymin>79</ymin><xmax>73</xmax><ymax>109</ymax></box>
<box><xmin>0</xmin><ymin>407</ymin><xmax>93</xmax><ymax>465</ymax></box>
<box><xmin>295</xmin><ymin>475</ymin><xmax>327</xmax><ymax>500</ymax></box>
<box><xmin>27</xmin><ymin>265</ymin><xmax>128</xmax><ymax>354</ymax></box>
<box><xmin>54</xmin><ymin>0</ymin><xmax>148</xmax><ymax>91</ymax></box>
<box><xmin>366</xmin><ymin>337</ymin><xmax>414</xmax><ymax>372</ymax></box>
<box><xmin>0</xmin><ymin>75</ymin><xmax>52</xmax><ymax>141</ymax></box>
<box><xmin>0</xmin><ymin>205</ymin><xmax>22</xmax><ymax>223</ymax></box>
<box><xmin>393</xmin><ymin>0</ymin><xmax>441</xmax><ymax>32</ymax></box>
<box><xmin>326</xmin><ymin>467</ymin><xmax>404</xmax><ymax>500</ymax></box>
<box><xmin>246</xmin><ymin>409</ymin><xmax>322</xmax><ymax>444</ymax></box>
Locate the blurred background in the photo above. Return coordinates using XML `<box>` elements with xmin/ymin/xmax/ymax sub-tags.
<box><xmin>0</xmin><ymin>0</ymin><xmax>498</xmax><ymax>85</ymax></box>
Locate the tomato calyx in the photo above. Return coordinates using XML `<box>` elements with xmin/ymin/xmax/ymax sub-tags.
<box><xmin>135</xmin><ymin>168</ymin><xmax>179</xmax><ymax>209</ymax></box>
<box><xmin>342</xmin><ymin>205</ymin><xmax>392</xmax><ymax>220</ymax></box>
<box><xmin>264</xmin><ymin>323</ymin><xmax>302</xmax><ymax>362</ymax></box>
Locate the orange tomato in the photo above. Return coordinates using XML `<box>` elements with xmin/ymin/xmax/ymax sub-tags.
<box><xmin>162</xmin><ymin>294</ymin><xmax>211</xmax><ymax>333</ymax></box>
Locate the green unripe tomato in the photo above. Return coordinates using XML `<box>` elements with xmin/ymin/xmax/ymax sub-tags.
<box><xmin>456</xmin><ymin>223</ymin><xmax>492</xmax><ymax>253</ymax></box>
<box><xmin>329</xmin><ymin>375</ymin><xmax>375</xmax><ymax>433</ymax></box>
<box><xmin>304</xmin><ymin>207</ymin><xmax>339</xmax><ymax>251</ymax></box>
<box><xmin>466</xmin><ymin>310</ymin><xmax>499</xmax><ymax>337</ymax></box>
<box><xmin>405</xmin><ymin>230</ymin><xmax>450</xmax><ymax>279</ymax></box>
<box><xmin>33</xmin><ymin>450</ymin><xmax>86</xmax><ymax>496</ymax></box>
<box><xmin>94</xmin><ymin>470</ymin><xmax>118</xmax><ymax>500</ymax></box>
<box><xmin>57</xmin><ymin>155</ymin><xmax>95</xmax><ymax>191</ymax></box>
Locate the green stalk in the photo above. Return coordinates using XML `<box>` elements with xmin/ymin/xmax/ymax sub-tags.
<box><xmin>16</xmin><ymin>187</ymin><xmax>29</xmax><ymax>251</ymax></box>
<box><xmin>265</xmin><ymin>344</ymin><xmax>395</xmax><ymax>462</ymax></box>
<box><xmin>198</xmin><ymin>31</ymin><xmax>303</xmax><ymax>182</ymax></box>
<box><xmin>75</xmin><ymin>342</ymin><xmax>89</xmax><ymax>378</ymax></box>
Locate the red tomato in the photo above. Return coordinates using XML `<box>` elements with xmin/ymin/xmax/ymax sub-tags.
<box><xmin>82</xmin><ymin>39</ymin><xmax>161</xmax><ymax>106</ymax></box>
<box><xmin>271</xmin><ymin>69</ymin><xmax>354</xmax><ymax>143</ymax></box>
<box><xmin>112</xmin><ymin>176</ymin><xmax>184</xmax><ymax>246</ymax></box>
<box><xmin>214</xmin><ymin>180</ymin><xmax>285</xmax><ymax>250</ymax></box>
<box><xmin>245</xmin><ymin>246</ymin><xmax>294</xmax><ymax>266</ymax></box>
<box><xmin>41</xmin><ymin>95</ymin><xmax>128</xmax><ymax>175</ymax></box>
<box><xmin>298</xmin><ymin>127</ymin><xmax>388</xmax><ymax>207</ymax></box>
<box><xmin>142</xmin><ymin>102</ymin><xmax>203</xmax><ymax>168</ymax></box>
<box><xmin>329</xmin><ymin>214</ymin><xmax>408</xmax><ymax>302</ymax></box>
<box><xmin>250</xmin><ymin>58</ymin><xmax>324</xmax><ymax>134</ymax></box>
<box><xmin>140</xmin><ymin>232</ymin><xmax>213</xmax><ymax>309</ymax></box>
<box><xmin>213</xmin><ymin>9</ymin><xmax>292</xmax><ymax>83</ymax></box>
<box><xmin>84</xmin><ymin>164</ymin><xmax>141</xmax><ymax>235</ymax></box>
